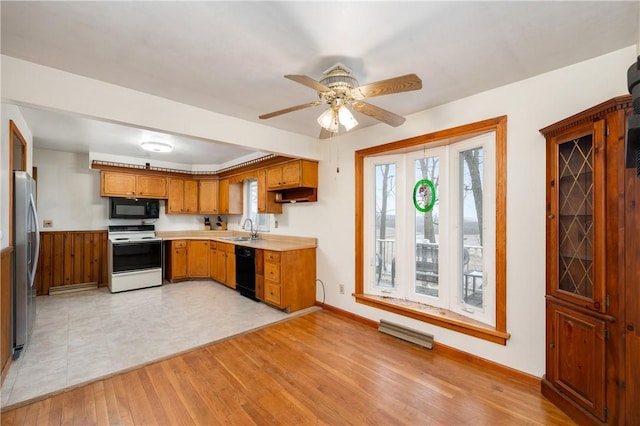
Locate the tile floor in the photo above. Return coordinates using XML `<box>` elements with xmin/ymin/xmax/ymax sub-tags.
<box><xmin>1</xmin><ymin>280</ymin><xmax>312</xmax><ymax>408</ymax></box>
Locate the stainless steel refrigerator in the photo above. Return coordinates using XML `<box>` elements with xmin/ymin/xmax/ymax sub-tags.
<box><xmin>12</xmin><ymin>171</ymin><xmax>40</xmax><ymax>359</ymax></box>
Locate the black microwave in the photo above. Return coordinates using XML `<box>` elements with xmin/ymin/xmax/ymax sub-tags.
<box><xmin>109</xmin><ymin>197</ymin><xmax>160</xmax><ymax>219</ymax></box>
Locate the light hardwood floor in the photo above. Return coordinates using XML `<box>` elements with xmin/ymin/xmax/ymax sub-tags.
<box><xmin>0</xmin><ymin>310</ymin><xmax>573</xmax><ymax>425</ymax></box>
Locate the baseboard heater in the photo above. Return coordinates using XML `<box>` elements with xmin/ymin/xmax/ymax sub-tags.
<box><xmin>49</xmin><ymin>282</ymin><xmax>98</xmax><ymax>295</ymax></box>
<box><xmin>378</xmin><ymin>319</ymin><xmax>434</xmax><ymax>349</ymax></box>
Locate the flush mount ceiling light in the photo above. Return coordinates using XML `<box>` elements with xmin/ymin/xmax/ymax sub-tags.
<box><xmin>141</xmin><ymin>140</ymin><xmax>173</xmax><ymax>153</ymax></box>
<box><xmin>259</xmin><ymin>62</ymin><xmax>422</xmax><ymax>139</ymax></box>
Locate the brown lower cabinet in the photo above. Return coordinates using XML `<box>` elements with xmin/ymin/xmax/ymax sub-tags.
<box><xmin>263</xmin><ymin>248</ymin><xmax>316</xmax><ymax>313</ymax></box>
<box><xmin>165</xmin><ymin>240</ymin><xmax>187</xmax><ymax>281</ymax></box>
<box><xmin>214</xmin><ymin>242</ymin><xmax>235</xmax><ymax>289</ymax></box>
<box><xmin>255</xmin><ymin>249</ymin><xmax>264</xmax><ymax>300</ymax></box>
<box><xmin>187</xmin><ymin>240</ymin><xmax>209</xmax><ymax>278</ymax></box>
<box><xmin>168</xmin><ymin>240</ymin><xmax>315</xmax><ymax>313</ymax></box>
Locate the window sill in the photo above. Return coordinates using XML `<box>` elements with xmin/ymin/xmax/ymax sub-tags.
<box><xmin>354</xmin><ymin>293</ymin><xmax>510</xmax><ymax>345</ymax></box>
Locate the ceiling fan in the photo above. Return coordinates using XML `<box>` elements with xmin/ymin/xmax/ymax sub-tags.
<box><xmin>259</xmin><ymin>63</ymin><xmax>422</xmax><ymax>139</ymax></box>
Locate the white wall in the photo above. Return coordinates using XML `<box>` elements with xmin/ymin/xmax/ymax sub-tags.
<box><xmin>305</xmin><ymin>46</ymin><xmax>637</xmax><ymax>377</ymax></box>
<box><xmin>33</xmin><ymin>148</ymin><xmax>222</xmax><ymax>232</ymax></box>
<box><xmin>2</xmin><ymin>46</ymin><xmax>636</xmax><ymax>378</ymax></box>
<box><xmin>1</xmin><ymin>104</ymin><xmax>33</xmax><ymax>249</ymax></box>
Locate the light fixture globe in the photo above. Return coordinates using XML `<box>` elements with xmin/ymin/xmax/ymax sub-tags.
<box><xmin>338</xmin><ymin>105</ymin><xmax>358</xmax><ymax>131</ymax></box>
<box><xmin>141</xmin><ymin>140</ymin><xmax>173</xmax><ymax>153</ymax></box>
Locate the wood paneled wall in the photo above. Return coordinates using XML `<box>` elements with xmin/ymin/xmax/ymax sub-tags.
<box><xmin>36</xmin><ymin>231</ymin><xmax>108</xmax><ymax>295</ymax></box>
<box><xmin>1</xmin><ymin>246</ymin><xmax>14</xmax><ymax>385</ymax></box>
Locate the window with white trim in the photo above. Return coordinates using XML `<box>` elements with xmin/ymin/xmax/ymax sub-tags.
<box><xmin>244</xmin><ymin>179</ymin><xmax>269</xmax><ymax>232</ymax></box>
<box><xmin>363</xmin><ymin>132</ymin><xmax>496</xmax><ymax>326</ymax></box>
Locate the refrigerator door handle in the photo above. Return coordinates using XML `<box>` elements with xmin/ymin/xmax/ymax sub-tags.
<box><xmin>28</xmin><ymin>193</ymin><xmax>40</xmax><ymax>285</ymax></box>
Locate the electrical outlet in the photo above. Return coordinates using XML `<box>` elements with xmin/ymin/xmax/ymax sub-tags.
<box><xmin>274</xmin><ymin>220</ymin><xmax>278</xmax><ymax>229</ymax></box>
<box><xmin>339</xmin><ymin>284</ymin><xmax>345</xmax><ymax>294</ymax></box>
<box><xmin>43</xmin><ymin>219</ymin><xmax>53</xmax><ymax>228</ymax></box>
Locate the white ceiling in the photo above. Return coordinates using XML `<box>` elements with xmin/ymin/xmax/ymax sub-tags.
<box><xmin>2</xmin><ymin>1</ymin><xmax>639</xmax><ymax>167</ymax></box>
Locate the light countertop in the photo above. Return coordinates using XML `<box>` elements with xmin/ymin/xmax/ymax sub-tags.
<box><xmin>156</xmin><ymin>230</ymin><xmax>317</xmax><ymax>252</ymax></box>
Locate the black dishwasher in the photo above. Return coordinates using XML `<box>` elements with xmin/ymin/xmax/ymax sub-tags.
<box><xmin>235</xmin><ymin>245</ymin><xmax>257</xmax><ymax>300</ymax></box>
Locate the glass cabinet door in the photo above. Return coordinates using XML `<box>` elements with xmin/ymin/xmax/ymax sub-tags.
<box><xmin>547</xmin><ymin>121</ymin><xmax>606</xmax><ymax>312</ymax></box>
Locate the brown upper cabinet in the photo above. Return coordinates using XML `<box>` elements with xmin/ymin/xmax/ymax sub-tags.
<box><xmin>267</xmin><ymin>160</ymin><xmax>317</xmax><ymax>190</ymax></box>
<box><xmin>218</xmin><ymin>178</ymin><xmax>242</xmax><ymax>215</ymax></box>
<box><xmin>198</xmin><ymin>179</ymin><xmax>219</xmax><ymax>214</ymax></box>
<box><xmin>101</xmin><ymin>171</ymin><xmax>167</xmax><ymax>198</ymax></box>
<box><xmin>257</xmin><ymin>169</ymin><xmax>282</xmax><ymax>214</ymax></box>
<box><xmin>167</xmin><ymin>178</ymin><xmax>198</xmax><ymax>214</ymax></box>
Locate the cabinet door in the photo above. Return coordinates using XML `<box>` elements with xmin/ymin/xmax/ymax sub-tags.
<box><xmin>264</xmin><ymin>280</ymin><xmax>282</xmax><ymax>306</ymax></box>
<box><xmin>183</xmin><ymin>180</ymin><xmax>199</xmax><ymax>213</ymax></box>
<box><xmin>225</xmin><ymin>250</ymin><xmax>236</xmax><ymax>288</ymax></box>
<box><xmin>101</xmin><ymin>172</ymin><xmax>136</xmax><ymax>197</ymax></box>
<box><xmin>264</xmin><ymin>260</ymin><xmax>281</xmax><ymax>284</ymax></box>
<box><xmin>209</xmin><ymin>242</ymin><xmax>217</xmax><ymax>280</ymax></box>
<box><xmin>547</xmin><ymin>121</ymin><xmax>606</xmax><ymax>312</ymax></box>
<box><xmin>266</xmin><ymin>167</ymin><xmax>283</xmax><ymax>190</ymax></box>
<box><xmin>214</xmin><ymin>249</ymin><xmax>227</xmax><ymax>283</ymax></box>
<box><xmin>136</xmin><ymin>175</ymin><xmax>167</xmax><ymax>198</ymax></box>
<box><xmin>188</xmin><ymin>241</ymin><xmax>209</xmax><ymax>277</ymax></box>
<box><xmin>546</xmin><ymin>301</ymin><xmax>606</xmax><ymax>421</ymax></box>
<box><xmin>227</xmin><ymin>181</ymin><xmax>243</xmax><ymax>215</ymax></box>
<box><xmin>281</xmin><ymin>162</ymin><xmax>302</xmax><ymax>187</ymax></box>
<box><xmin>219</xmin><ymin>179</ymin><xmax>230</xmax><ymax>214</ymax></box>
<box><xmin>167</xmin><ymin>179</ymin><xmax>185</xmax><ymax>213</ymax></box>
<box><xmin>264</xmin><ymin>251</ymin><xmax>282</xmax><ymax>306</ymax></box>
<box><xmin>255</xmin><ymin>249</ymin><xmax>264</xmax><ymax>300</ymax></box>
<box><xmin>257</xmin><ymin>169</ymin><xmax>282</xmax><ymax>214</ymax></box>
<box><xmin>199</xmin><ymin>180</ymin><xmax>219</xmax><ymax>214</ymax></box>
<box><xmin>170</xmin><ymin>241</ymin><xmax>188</xmax><ymax>280</ymax></box>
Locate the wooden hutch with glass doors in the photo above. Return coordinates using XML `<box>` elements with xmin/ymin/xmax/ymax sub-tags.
<box><xmin>540</xmin><ymin>95</ymin><xmax>640</xmax><ymax>425</ymax></box>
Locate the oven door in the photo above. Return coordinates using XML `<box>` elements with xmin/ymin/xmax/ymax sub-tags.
<box><xmin>111</xmin><ymin>240</ymin><xmax>162</xmax><ymax>273</ymax></box>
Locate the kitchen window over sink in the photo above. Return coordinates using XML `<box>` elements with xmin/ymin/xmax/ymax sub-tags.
<box><xmin>245</xmin><ymin>179</ymin><xmax>269</xmax><ymax>232</ymax></box>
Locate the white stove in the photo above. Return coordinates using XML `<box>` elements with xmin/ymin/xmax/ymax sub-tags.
<box><xmin>107</xmin><ymin>225</ymin><xmax>163</xmax><ymax>293</ymax></box>
<box><xmin>108</xmin><ymin>224</ymin><xmax>160</xmax><ymax>243</ymax></box>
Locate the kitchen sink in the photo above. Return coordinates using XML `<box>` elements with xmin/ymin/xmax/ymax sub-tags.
<box><xmin>220</xmin><ymin>236</ymin><xmax>257</xmax><ymax>242</ymax></box>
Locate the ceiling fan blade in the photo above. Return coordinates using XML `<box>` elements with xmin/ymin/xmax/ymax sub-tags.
<box><xmin>352</xmin><ymin>101</ymin><xmax>406</xmax><ymax>127</ymax></box>
<box><xmin>259</xmin><ymin>101</ymin><xmax>322</xmax><ymax>120</ymax></box>
<box><xmin>319</xmin><ymin>127</ymin><xmax>333</xmax><ymax>139</ymax></box>
<box><xmin>285</xmin><ymin>75</ymin><xmax>333</xmax><ymax>93</ymax></box>
<box><xmin>353</xmin><ymin>74</ymin><xmax>422</xmax><ymax>99</ymax></box>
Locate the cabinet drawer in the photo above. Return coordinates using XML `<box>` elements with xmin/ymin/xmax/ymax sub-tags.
<box><xmin>173</xmin><ymin>240</ymin><xmax>187</xmax><ymax>249</ymax></box>
<box><xmin>264</xmin><ymin>261</ymin><xmax>281</xmax><ymax>283</ymax></box>
<box><xmin>209</xmin><ymin>241</ymin><xmax>217</xmax><ymax>250</ymax></box>
<box><xmin>264</xmin><ymin>280</ymin><xmax>282</xmax><ymax>306</ymax></box>
<box><xmin>265</xmin><ymin>251</ymin><xmax>281</xmax><ymax>262</ymax></box>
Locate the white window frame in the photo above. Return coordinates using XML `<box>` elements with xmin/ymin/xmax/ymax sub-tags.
<box><xmin>363</xmin><ymin>133</ymin><xmax>496</xmax><ymax>326</ymax></box>
<box><xmin>243</xmin><ymin>179</ymin><xmax>269</xmax><ymax>232</ymax></box>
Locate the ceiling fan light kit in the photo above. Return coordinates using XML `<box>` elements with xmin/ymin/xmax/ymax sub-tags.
<box><xmin>259</xmin><ymin>63</ymin><xmax>422</xmax><ymax>138</ymax></box>
<box><xmin>338</xmin><ymin>105</ymin><xmax>358</xmax><ymax>131</ymax></box>
<box><xmin>141</xmin><ymin>140</ymin><xmax>173</xmax><ymax>153</ymax></box>
<box><xmin>317</xmin><ymin>104</ymin><xmax>358</xmax><ymax>133</ymax></box>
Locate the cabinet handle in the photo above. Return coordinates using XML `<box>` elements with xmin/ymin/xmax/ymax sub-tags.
<box><xmin>549</xmin><ymin>342</ymin><xmax>555</xmax><ymax>348</ymax></box>
<box><xmin>548</xmin><ymin>214</ymin><xmax>555</xmax><ymax>219</ymax></box>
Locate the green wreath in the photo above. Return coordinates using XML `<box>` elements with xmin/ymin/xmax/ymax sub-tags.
<box><xmin>413</xmin><ymin>179</ymin><xmax>436</xmax><ymax>212</ymax></box>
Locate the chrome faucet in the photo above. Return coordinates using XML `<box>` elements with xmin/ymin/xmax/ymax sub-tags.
<box><xmin>242</xmin><ymin>218</ymin><xmax>258</xmax><ymax>239</ymax></box>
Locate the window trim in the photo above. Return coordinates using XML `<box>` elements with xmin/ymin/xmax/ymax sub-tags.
<box><xmin>354</xmin><ymin>116</ymin><xmax>509</xmax><ymax>345</ymax></box>
<box><xmin>243</xmin><ymin>179</ymin><xmax>270</xmax><ymax>232</ymax></box>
